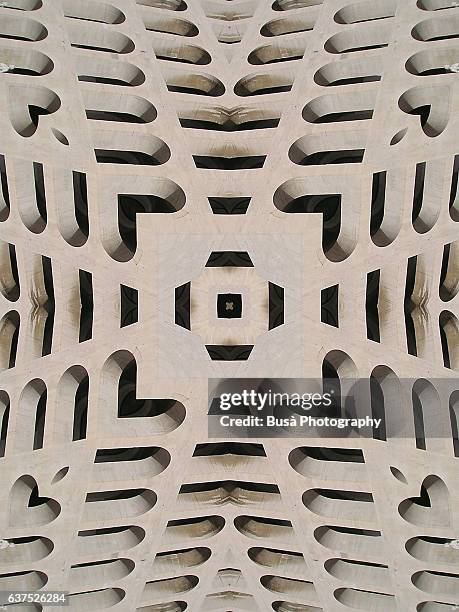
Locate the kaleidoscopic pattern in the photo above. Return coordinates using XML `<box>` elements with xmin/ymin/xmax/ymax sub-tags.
<box><xmin>0</xmin><ymin>0</ymin><xmax>458</xmax><ymax>610</ymax></box>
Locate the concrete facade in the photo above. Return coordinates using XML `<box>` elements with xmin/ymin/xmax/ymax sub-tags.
<box><xmin>0</xmin><ymin>0</ymin><xmax>458</xmax><ymax>610</ymax></box>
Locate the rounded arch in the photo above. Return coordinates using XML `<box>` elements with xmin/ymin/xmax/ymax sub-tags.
<box><xmin>412</xmin><ymin>379</ymin><xmax>444</xmax><ymax>451</ymax></box>
<box><xmin>440</xmin><ymin>240</ymin><xmax>459</xmax><ymax>301</ymax></box>
<box><xmin>322</xmin><ymin>350</ymin><xmax>358</xmax><ymax>422</ymax></box>
<box><xmin>449</xmin><ymin>390</ymin><xmax>459</xmax><ymax>457</ymax></box>
<box><xmin>439</xmin><ymin>311</ymin><xmax>459</xmax><ymax>369</ymax></box>
<box><xmin>234</xmin><ymin>72</ymin><xmax>293</xmax><ymax>96</ymax></box>
<box><xmin>0</xmin><ymin>390</ymin><xmax>10</xmax><ymax>457</ymax></box>
<box><xmin>334</xmin><ymin>0</ymin><xmax>396</xmax><ymax>24</ymax></box>
<box><xmin>370</xmin><ymin>365</ymin><xmax>402</xmax><ymax>441</ymax></box>
<box><xmin>0</xmin><ymin>241</ymin><xmax>20</xmax><ymax>301</ymax></box>
<box><xmin>16</xmin><ymin>378</ymin><xmax>47</xmax><ymax>453</ymax></box>
<box><xmin>57</xmin><ymin>365</ymin><xmax>89</xmax><ymax>442</ymax></box>
<box><xmin>0</xmin><ymin>310</ymin><xmax>19</xmax><ymax>370</ymax></box>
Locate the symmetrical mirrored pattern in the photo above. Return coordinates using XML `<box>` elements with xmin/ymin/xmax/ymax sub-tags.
<box><xmin>0</xmin><ymin>0</ymin><xmax>458</xmax><ymax>610</ymax></box>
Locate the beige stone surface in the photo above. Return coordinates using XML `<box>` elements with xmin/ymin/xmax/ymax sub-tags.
<box><xmin>0</xmin><ymin>0</ymin><xmax>458</xmax><ymax>610</ymax></box>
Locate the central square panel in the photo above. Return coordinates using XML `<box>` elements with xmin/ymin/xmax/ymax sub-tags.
<box><xmin>217</xmin><ymin>293</ymin><xmax>242</xmax><ymax>318</ymax></box>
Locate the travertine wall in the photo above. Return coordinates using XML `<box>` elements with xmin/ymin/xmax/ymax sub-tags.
<box><xmin>0</xmin><ymin>0</ymin><xmax>458</xmax><ymax>610</ymax></box>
